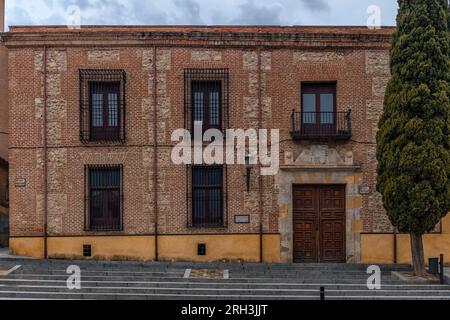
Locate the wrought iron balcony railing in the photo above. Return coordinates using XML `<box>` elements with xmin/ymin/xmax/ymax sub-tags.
<box><xmin>291</xmin><ymin>110</ymin><xmax>352</xmax><ymax>140</ymax></box>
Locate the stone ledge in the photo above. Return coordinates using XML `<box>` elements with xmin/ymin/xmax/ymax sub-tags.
<box><xmin>280</xmin><ymin>165</ymin><xmax>361</xmax><ymax>171</ymax></box>
<box><xmin>3</xmin><ymin>27</ymin><xmax>394</xmax><ymax>49</ymax></box>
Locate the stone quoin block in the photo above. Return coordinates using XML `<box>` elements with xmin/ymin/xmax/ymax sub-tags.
<box><xmin>191</xmin><ymin>50</ymin><xmax>222</xmax><ymax>61</ymax></box>
<box><xmin>88</xmin><ymin>50</ymin><xmax>120</xmax><ymax>62</ymax></box>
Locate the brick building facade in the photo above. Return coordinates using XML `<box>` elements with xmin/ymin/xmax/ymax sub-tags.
<box><xmin>0</xmin><ymin>0</ymin><xmax>8</xmax><ymax>248</ymax></box>
<box><xmin>4</xmin><ymin>25</ymin><xmax>450</xmax><ymax>263</ymax></box>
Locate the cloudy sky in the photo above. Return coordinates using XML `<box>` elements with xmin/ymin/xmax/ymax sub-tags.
<box><xmin>5</xmin><ymin>0</ymin><xmax>398</xmax><ymax>29</ymax></box>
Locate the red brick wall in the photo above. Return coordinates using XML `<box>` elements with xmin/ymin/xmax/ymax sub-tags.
<box><xmin>7</xmin><ymin>27</ymin><xmax>393</xmax><ymax>238</ymax></box>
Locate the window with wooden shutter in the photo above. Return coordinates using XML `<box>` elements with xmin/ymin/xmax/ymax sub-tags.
<box><xmin>184</xmin><ymin>69</ymin><xmax>229</xmax><ymax>133</ymax></box>
<box><xmin>190</xmin><ymin>166</ymin><xmax>225</xmax><ymax>228</ymax></box>
<box><xmin>80</xmin><ymin>70</ymin><xmax>126</xmax><ymax>143</ymax></box>
<box><xmin>85</xmin><ymin>165</ymin><xmax>123</xmax><ymax>231</ymax></box>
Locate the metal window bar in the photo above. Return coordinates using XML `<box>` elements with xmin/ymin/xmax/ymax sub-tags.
<box><xmin>291</xmin><ymin>110</ymin><xmax>352</xmax><ymax>139</ymax></box>
<box><xmin>84</xmin><ymin>165</ymin><xmax>124</xmax><ymax>231</ymax></box>
<box><xmin>80</xmin><ymin>70</ymin><xmax>126</xmax><ymax>143</ymax></box>
<box><xmin>184</xmin><ymin>69</ymin><xmax>229</xmax><ymax>133</ymax></box>
<box><xmin>187</xmin><ymin>165</ymin><xmax>227</xmax><ymax>228</ymax></box>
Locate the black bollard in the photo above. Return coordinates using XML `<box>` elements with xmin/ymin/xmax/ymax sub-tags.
<box><xmin>320</xmin><ymin>286</ymin><xmax>325</xmax><ymax>301</ymax></box>
<box><xmin>440</xmin><ymin>254</ymin><xmax>445</xmax><ymax>285</ymax></box>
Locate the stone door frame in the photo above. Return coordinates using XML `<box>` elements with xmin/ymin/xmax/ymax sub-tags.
<box><xmin>277</xmin><ymin>166</ymin><xmax>363</xmax><ymax>263</ymax></box>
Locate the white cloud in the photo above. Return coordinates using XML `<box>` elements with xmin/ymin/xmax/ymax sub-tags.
<box><xmin>299</xmin><ymin>0</ymin><xmax>329</xmax><ymax>12</ymax></box>
<box><xmin>173</xmin><ymin>0</ymin><xmax>203</xmax><ymax>24</ymax></box>
<box><xmin>232</xmin><ymin>0</ymin><xmax>284</xmax><ymax>25</ymax></box>
<box><xmin>4</xmin><ymin>0</ymin><xmax>397</xmax><ymax>29</ymax></box>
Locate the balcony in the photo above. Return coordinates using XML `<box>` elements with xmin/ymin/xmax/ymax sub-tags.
<box><xmin>291</xmin><ymin>110</ymin><xmax>352</xmax><ymax>140</ymax></box>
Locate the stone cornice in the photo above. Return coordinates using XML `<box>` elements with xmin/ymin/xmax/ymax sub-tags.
<box><xmin>1</xmin><ymin>26</ymin><xmax>394</xmax><ymax>49</ymax></box>
<box><xmin>280</xmin><ymin>165</ymin><xmax>362</xmax><ymax>171</ymax></box>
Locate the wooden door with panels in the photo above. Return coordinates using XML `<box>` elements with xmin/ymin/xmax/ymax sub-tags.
<box><xmin>293</xmin><ymin>185</ymin><xmax>346</xmax><ymax>263</ymax></box>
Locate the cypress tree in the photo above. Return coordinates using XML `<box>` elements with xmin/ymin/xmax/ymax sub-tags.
<box><xmin>376</xmin><ymin>0</ymin><xmax>450</xmax><ymax>276</ymax></box>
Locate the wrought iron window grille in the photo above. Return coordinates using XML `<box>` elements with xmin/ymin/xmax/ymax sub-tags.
<box><xmin>186</xmin><ymin>165</ymin><xmax>228</xmax><ymax>228</ymax></box>
<box><xmin>84</xmin><ymin>164</ymin><xmax>124</xmax><ymax>232</ymax></box>
<box><xmin>80</xmin><ymin>69</ymin><xmax>126</xmax><ymax>143</ymax></box>
<box><xmin>184</xmin><ymin>69</ymin><xmax>229</xmax><ymax>133</ymax></box>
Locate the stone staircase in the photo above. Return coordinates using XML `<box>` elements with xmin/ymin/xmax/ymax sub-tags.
<box><xmin>0</xmin><ymin>259</ymin><xmax>449</xmax><ymax>300</ymax></box>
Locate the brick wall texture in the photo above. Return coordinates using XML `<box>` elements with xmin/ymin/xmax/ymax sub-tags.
<box><xmin>7</xmin><ymin>26</ymin><xmax>395</xmax><ymax>239</ymax></box>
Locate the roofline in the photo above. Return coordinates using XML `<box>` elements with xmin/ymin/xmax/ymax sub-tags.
<box><xmin>8</xmin><ymin>25</ymin><xmax>396</xmax><ymax>29</ymax></box>
<box><xmin>2</xmin><ymin>25</ymin><xmax>394</xmax><ymax>49</ymax></box>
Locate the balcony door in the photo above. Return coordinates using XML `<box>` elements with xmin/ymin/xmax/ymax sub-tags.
<box><xmin>301</xmin><ymin>83</ymin><xmax>336</xmax><ymax>137</ymax></box>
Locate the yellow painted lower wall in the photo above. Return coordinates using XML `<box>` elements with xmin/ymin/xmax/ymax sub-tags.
<box><xmin>9</xmin><ymin>234</ymin><xmax>281</xmax><ymax>263</ymax></box>
<box><xmin>395</xmin><ymin>234</ymin><xmax>450</xmax><ymax>264</ymax></box>
<box><xmin>361</xmin><ymin>215</ymin><xmax>450</xmax><ymax>264</ymax></box>
<box><xmin>12</xmin><ymin>219</ymin><xmax>449</xmax><ymax>265</ymax></box>
<box><xmin>10</xmin><ymin>236</ymin><xmax>155</xmax><ymax>261</ymax></box>
<box><xmin>360</xmin><ymin>234</ymin><xmax>394</xmax><ymax>264</ymax></box>
<box><xmin>158</xmin><ymin>234</ymin><xmax>280</xmax><ymax>263</ymax></box>
<box><xmin>10</xmin><ymin>237</ymin><xmax>45</xmax><ymax>259</ymax></box>
<box><xmin>361</xmin><ymin>234</ymin><xmax>450</xmax><ymax>264</ymax></box>
<box><xmin>48</xmin><ymin>236</ymin><xmax>155</xmax><ymax>261</ymax></box>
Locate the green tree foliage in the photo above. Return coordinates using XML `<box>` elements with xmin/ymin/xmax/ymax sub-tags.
<box><xmin>376</xmin><ymin>0</ymin><xmax>450</xmax><ymax>236</ymax></box>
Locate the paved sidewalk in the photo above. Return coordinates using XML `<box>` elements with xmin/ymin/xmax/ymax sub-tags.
<box><xmin>0</xmin><ymin>248</ymin><xmax>10</xmax><ymax>258</ymax></box>
<box><xmin>0</xmin><ymin>248</ymin><xmax>32</xmax><ymax>260</ymax></box>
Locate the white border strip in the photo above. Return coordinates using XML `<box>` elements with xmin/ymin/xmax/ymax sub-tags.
<box><xmin>5</xmin><ymin>265</ymin><xmax>22</xmax><ymax>275</ymax></box>
<box><xmin>183</xmin><ymin>268</ymin><xmax>191</xmax><ymax>279</ymax></box>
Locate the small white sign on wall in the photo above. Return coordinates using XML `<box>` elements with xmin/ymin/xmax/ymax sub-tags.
<box><xmin>359</xmin><ymin>186</ymin><xmax>370</xmax><ymax>195</ymax></box>
<box><xmin>234</xmin><ymin>215</ymin><xmax>250</xmax><ymax>224</ymax></box>
<box><xmin>15</xmin><ymin>178</ymin><xmax>27</xmax><ymax>187</ymax></box>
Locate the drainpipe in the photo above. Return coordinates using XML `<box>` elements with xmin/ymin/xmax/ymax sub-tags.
<box><xmin>257</xmin><ymin>46</ymin><xmax>264</xmax><ymax>263</ymax></box>
<box><xmin>43</xmin><ymin>46</ymin><xmax>48</xmax><ymax>259</ymax></box>
<box><xmin>393</xmin><ymin>227</ymin><xmax>398</xmax><ymax>264</ymax></box>
<box><xmin>152</xmin><ymin>46</ymin><xmax>159</xmax><ymax>261</ymax></box>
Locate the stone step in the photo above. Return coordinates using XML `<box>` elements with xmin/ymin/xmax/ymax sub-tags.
<box><xmin>0</xmin><ymin>278</ymin><xmax>440</xmax><ymax>287</ymax></box>
<box><xmin>0</xmin><ymin>286</ymin><xmax>449</xmax><ymax>296</ymax></box>
<box><xmin>15</xmin><ymin>270</ymin><xmax>186</xmax><ymax>277</ymax></box>
<box><xmin>1</xmin><ymin>259</ymin><xmax>412</xmax><ymax>271</ymax></box>
<box><xmin>2</xmin><ymin>273</ymin><xmax>407</xmax><ymax>283</ymax></box>
<box><xmin>2</xmin><ymin>258</ymin><xmax>444</xmax><ymax>300</ymax></box>
<box><xmin>12</xmin><ymin>271</ymin><xmax>396</xmax><ymax>281</ymax></box>
<box><xmin>13</xmin><ymin>267</ymin><xmax>406</xmax><ymax>276</ymax></box>
<box><xmin>0</xmin><ymin>288</ymin><xmax>447</xmax><ymax>300</ymax></box>
<box><xmin>1</xmin><ymin>278</ymin><xmax>449</xmax><ymax>290</ymax></box>
<box><xmin>15</xmin><ymin>267</ymin><xmax>403</xmax><ymax>275</ymax></box>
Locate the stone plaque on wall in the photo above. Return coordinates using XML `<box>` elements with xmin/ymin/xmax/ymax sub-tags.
<box><xmin>234</xmin><ymin>215</ymin><xmax>250</xmax><ymax>224</ymax></box>
<box><xmin>359</xmin><ymin>186</ymin><xmax>370</xmax><ymax>195</ymax></box>
<box><xmin>15</xmin><ymin>178</ymin><xmax>27</xmax><ymax>187</ymax></box>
